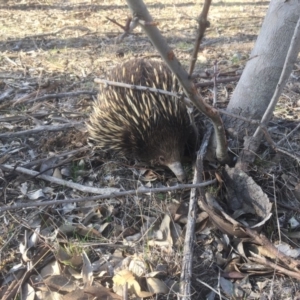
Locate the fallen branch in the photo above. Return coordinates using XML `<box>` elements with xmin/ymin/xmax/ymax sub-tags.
<box><xmin>0</xmin><ymin>179</ymin><xmax>216</xmax><ymax>213</ymax></box>
<box><xmin>0</xmin><ymin>164</ymin><xmax>120</xmax><ymax>197</ymax></box>
<box><xmin>180</xmin><ymin>126</ymin><xmax>212</xmax><ymax>299</ymax></box>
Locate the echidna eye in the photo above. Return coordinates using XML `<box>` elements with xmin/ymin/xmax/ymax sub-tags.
<box><xmin>159</xmin><ymin>156</ymin><xmax>165</xmax><ymax>164</ymax></box>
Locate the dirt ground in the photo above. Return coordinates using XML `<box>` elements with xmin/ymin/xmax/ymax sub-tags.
<box><xmin>1</xmin><ymin>0</ymin><xmax>300</xmax><ymax>299</ymax></box>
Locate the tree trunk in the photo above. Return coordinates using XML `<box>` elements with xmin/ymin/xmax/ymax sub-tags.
<box><xmin>224</xmin><ymin>1</ymin><xmax>300</xmax><ymax>139</ymax></box>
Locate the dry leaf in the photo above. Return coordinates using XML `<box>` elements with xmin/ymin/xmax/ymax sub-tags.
<box><xmin>129</xmin><ymin>256</ymin><xmax>147</xmax><ymax>277</ymax></box>
<box><xmin>223</xmin><ymin>166</ymin><xmax>272</xmax><ymax>220</ymax></box>
<box><xmin>82</xmin><ymin>251</ymin><xmax>93</xmax><ymax>287</ymax></box>
<box><xmin>113</xmin><ymin>270</ymin><xmax>153</xmax><ymax>298</ymax></box>
<box><xmin>36</xmin><ymin>291</ymin><xmax>63</xmax><ymax>300</ymax></box>
<box><xmin>146</xmin><ymin>277</ymin><xmax>169</xmax><ymax>294</ymax></box>
<box><xmin>21</xmin><ymin>283</ymin><xmax>35</xmax><ymax>300</ymax></box>
<box><xmin>40</xmin><ymin>261</ymin><xmax>61</xmax><ymax>278</ymax></box>
<box><xmin>43</xmin><ymin>275</ymin><xmax>77</xmax><ymax>293</ymax></box>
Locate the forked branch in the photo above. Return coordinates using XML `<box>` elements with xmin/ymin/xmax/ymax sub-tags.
<box><xmin>126</xmin><ymin>0</ymin><xmax>229</xmax><ymax>164</ymax></box>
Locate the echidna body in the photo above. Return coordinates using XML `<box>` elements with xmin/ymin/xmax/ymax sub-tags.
<box><xmin>88</xmin><ymin>59</ymin><xmax>200</xmax><ymax>181</ymax></box>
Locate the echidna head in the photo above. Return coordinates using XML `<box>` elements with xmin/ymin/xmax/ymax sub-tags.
<box><xmin>134</xmin><ymin>122</ymin><xmax>189</xmax><ymax>182</ymax></box>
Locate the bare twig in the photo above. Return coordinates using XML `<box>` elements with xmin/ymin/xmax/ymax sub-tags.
<box><xmin>95</xmin><ymin>78</ymin><xmax>193</xmax><ymax>108</ymax></box>
<box><xmin>3</xmin><ymin>55</ymin><xmax>18</xmax><ymax>66</ymax></box>
<box><xmin>0</xmin><ymin>90</ymin><xmax>96</xmax><ymax>109</ymax></box>
<box><xmin>0</xmin><ymin>113</ymin><xmax>48</xmax><ymax>122</ymax></box>
<box><xmin>270</xmin><ymin>175</ymin><xmax>280</xmax><ymax>298</ymax></box>
<box><xmin>253</xmin><ymin>16</ymin><xmax>300</xmax><ymax>139</ymax></box>
<box><xmin>0</xmin><ymin>75</ymin><xmax>24</xmax><ymax>80</ymax></box>
<box><xmin>219</xmin><ymin>110</ymin><xmax>300</xmax><ymax>163</ymax></box>
<box><xmin>96</xmin><ymin>76</ymin><xmax>240</xmax><ymax>94</ymax></box>
<box><xmin>0</xmin><ymin>164</ymin><xmax>119</xmax><ymax>196</ymax></box>
<box><xmin>212</xmin><ymin>60</ymin><xmax>218</xmax><ymax>106</ymax></box>
<box><xmin>115</xmin><ymin>16</ymin><xmax>139</xmax><ymax>43</ymax></box>
<box><xmin>23</xmin><ymin>90</ymin><xmax>96</xmax><ymax>105</ymax></box>
<box><xmin>2</xmin><ymin>247</ymin><xmax>52</xmax><ymax>300</ymax></box>
<box><xmin>21</xmin><ymin>146</ymin><xmax>89</xmax><ymax>169</ymax></box>
<box><xmin>0</xmin><ymin>179</ymin><xmax>217</xmax><ymax>213</ymax></box>
<box><xmin>180</xmin><ymin>127</ymin><xmax>212</xmax><ymax>299</ymax></box>
<box><xmin>196</xmin><ymin>278</ymin><xmax>228</xmax><ymax>300</ymax></box>
<box><xmin>123</xmin><ymin>282</ymin><xmax>128</xmax><ymax>300</ymax></box>
<box><xmin>19</xmin><ymin>26</ymin><xmax>91</xmax><ymax>39</ymax></box>
<box><xmin>260</xmin><ymin>127</ymin><xmax>300</xmax><ymax>166</ymax></box>
<box><xmin>0</xmin><ymin>122</ymin><xmax>83</xmax><ymax>139</ymax></box>
<box><xmin>219</xmin><ymin>109</ymin><xmax>260</xmax><ymax>125</ymax></box>
<box><xmin>0</xmin><ymin>88</ymin><xmax>14</xmax><ymax>102</ymax></box>
<box><xmin>276</xmin><ymin>122</ymin><xmax>300</xmax><ymax>146</ymax></box>
<box><xmin>276</xmin><ymin>147</ymin><xmax>300</xmax><ymax>163</ymax></box>
<box><xmin>188</xmin><ymin>0</ymin><xmax>212</xmax><ymax>75</ymax></box>
<box><xmin>106</xmin><ymin>16</ymin><xmax>129</xmax><ymax>31</ymax></box>
<box><xmin>194</xmin><ymin>75</ymin><xmax>240</xmax><ymax>87</ymax></box>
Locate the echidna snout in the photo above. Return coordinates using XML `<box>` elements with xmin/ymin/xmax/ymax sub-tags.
<box><xmin>88</xmin><ymin>58</ymin><xmax>201</xmax><ymax>181</ymax></box>
<box><xmin>166</xmin><ymin>162</ymin><xmax>186</xmax><ymax>182</ymax></box>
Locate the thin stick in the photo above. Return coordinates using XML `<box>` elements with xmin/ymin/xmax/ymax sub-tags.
<box><xmin>0</xmin><ymin>122</ymin><xmax>82</xmax><ymax>139</ymax></box>
<box><xmin>196</xmin><ymin>279</ymin><xmax>229</xmax><ymax>300</ymax></box>
<box><xmin>276</xmin><ymin>122</ymin><xmax>300</xmax><ymax>146</ymax></box>
<box><xmin>212</xmin><ymin>60</ymin><xmax>218</xmax><ymax>106</ymax></box>
<box><xmin>0</xmin><ymin>164</ymin><xmax>120</xmax><ymax>197</ymax></box>
<box><xmin>0</xmin><ymin>179</ymin><xmax>217</xmax><ymax>213</ymax></box>
<box><xmin>23</xmin><ymin>90</ymin><xmax>96</xmax><ymax>105</ymax></box>
<box><xmin>188</xmin><ymin>0</ymin><xmax>212</xmax><ymax>75</ymax></box>
<box><xmin>180</xmin><ymin>127</ymin><xmax>212</xmax><ymax>299</ymax></box>
<box><xmin>95</xmin><ymin>78</ymin><xmax>184</xmax><ymax>99</ymax></box>
<box><xmin>21</xmin><ymin>146</ymin><xmax>89</xmax><ymax>169</ymax></box>
<box><xmin>194</xmin><ymin>75</ymin><xmax>240</xmax><ymax>87</ymax></box>
<box><xmin>253</xmin><ymin>16</ymin><xmax>300</xmax><ymax>138</ymax></box>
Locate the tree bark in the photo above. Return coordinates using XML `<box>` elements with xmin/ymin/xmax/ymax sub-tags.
<box><xmin>224</xmin><ymin>1</ymin><xmax>300</xmax><ymax>138</ymax></box>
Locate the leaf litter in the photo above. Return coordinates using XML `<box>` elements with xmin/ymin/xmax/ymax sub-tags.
<box><xmin>0</xmin><ymin>0</ymin><xmax>300</xmax><ymax>299</ymax></box>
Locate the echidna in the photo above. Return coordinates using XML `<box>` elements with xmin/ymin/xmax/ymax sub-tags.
<box><xmin>88</xmin><ymin>58</ymin><xmax>202</xmax><ymax>181</ymax></box>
